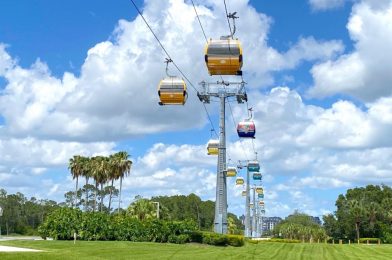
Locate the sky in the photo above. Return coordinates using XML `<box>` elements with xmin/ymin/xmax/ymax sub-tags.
<box><xmin>1</xmin><ymin>0</ymin><xmax>392</xmax><ymax>219</ymax></box>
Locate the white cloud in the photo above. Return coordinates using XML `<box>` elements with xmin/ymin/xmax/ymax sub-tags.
<box><xmin>0</xmin><ymin>0</ymin><xmax>345</xmax><ymax>142</ymax></box>
<box><xmin>309</xmin><ymin>0</ymin><xmax>347</xmax><ymax>11</ymax></box>
<box><xmin>309</xmin><ymin>0</ymin><xmax>392</xmax><ymax>101</ymax></box>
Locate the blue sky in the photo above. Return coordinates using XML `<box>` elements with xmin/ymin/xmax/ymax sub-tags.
<box><xmin>1</xmin><ymin>0</ymin><xmax>392</xmax><ymax>218</ymax></box>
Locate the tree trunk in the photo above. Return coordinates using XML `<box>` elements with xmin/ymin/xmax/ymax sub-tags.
<box><xmin>118</xmin><ymin>177</ymin><xmax>123</xmax><ymax>214</ymax></box>
<box><xmin>74</xmin><ymin>176</ymin><xmax>79</xmax><ymax>208</ymax></box>
<box><xmin>6</xmin><ymin>221</ymin><xmax>9</xmax><ymax>235</ymax></box>
<box><xmin>108</xmin><ymin>179</ymin><xmax>114</xmax><ymax>212</ymax></box>
<box><xmin>100</xmin><ymin>183</ymin><xmax>104</xmax><ymax>212</ymax></box>
<box><xmin>85</xmin><ymin>177</ymin><xmax>89</xmax><ymax>212</ymax></box>
<box><xmin>355</xmin><ymin>222</ymin><xmax>360</xmax><ymax>243</ymax></box>
<box><xmin>94</xmin><ymin>181</ymin><xmax>98</xmax><ymax>212</ymax></box>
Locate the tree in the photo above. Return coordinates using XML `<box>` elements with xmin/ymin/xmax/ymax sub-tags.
<box><xmin>113</xmin><ymin>151</ymin><xmax>132</xmax><ymax>212</ymax></box>
<box><xmin>68</xmin><ymin>155</ymin><xmax>84</xmax><ymax>208</ymax></box>
<box><xmin>127</xmin><ymin>196</ymin><xmax>156</xmax><ymax>221</ymax></box>
<box><xmin>348</xmin><ymin>200</ymin><xmax>365</xmax><ymax>242</ymax></box>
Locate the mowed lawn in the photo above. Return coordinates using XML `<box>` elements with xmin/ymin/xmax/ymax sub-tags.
<box><xmin>1</xmin><ymin>240</ymin><xmax>392</xmax><ymax>259</ymax></box>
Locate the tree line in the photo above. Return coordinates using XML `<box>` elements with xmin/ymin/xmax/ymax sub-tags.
<box><xmin>273</xmin><ymin>211</ymin><xmax>327</xmax><ymax>242</ymax></box>
<box><xmin>0</xmin><ymin>189</ymin><xmax>60</xmax><ymax>235</ymax></box>
<box><xmin>323</xmin><ymin>184</ymin><xmax>392</xmax><ymax>243</ymax></box>
<box><xmin>127</xmin><ymin>194</ymin><xmax>244</xmax><ymax>234</ymax></box>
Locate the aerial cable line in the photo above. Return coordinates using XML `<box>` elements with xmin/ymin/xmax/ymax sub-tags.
<box><xmin>130</xmin><ymin>0</ymin><xmax>218</xmax><ymax>138</ymax></box>
<box><xmin>191</xmin><ymin>0</ymin><xmax>208</xmax><ymax>43</ymax></box>
<box><xmin>223</xmin><ymin>0</ymin><xmax>233</xmax><ymax>38</ymax></box>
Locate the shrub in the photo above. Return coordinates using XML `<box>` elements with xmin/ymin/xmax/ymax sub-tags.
<box><xmin>38</xmin><ymin>207</ymin><xmax>81</xmax><ymax>240</ymax></box>
<box><xmin>251</xmin><ymin>238</ymin><xmax>301</xmax><ymax>244</ymax></box>
<box><xmin>227</xmin><ymin>235</ymin><xmax>244</xmax><ymax>247</ymax></box>
<box><xmin>38</xmin><ymin>210</ymin><xmax>243</xmax><ymax>247</ymax></box>
<box><xmin>358</xmin><ymin>238</ymin><xmax>380</xmax><ymax>244</ymax></box>
<box><xmin>176</xmin><ymin>234</ymin><xmax>190</xmax><ymax>244</ymax></box>
<box><xmin>189</xmin><ymin>231</ymin><xmax>203</xmax><ymax>243</ymax></box>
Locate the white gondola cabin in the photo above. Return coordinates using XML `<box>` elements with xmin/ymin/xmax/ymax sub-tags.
<box><xmin>158</xmin><ymin>77</ymin><xmax>187</xmax><ymax>105</ymax></box>
<box><xmin>204</xmin><ymin>38</ymin><xmax>243</xmax><ymax>76</ymax></box>
<box><xmin>237</xmin><ymin>120</ymin><xmax>256</xmax><ymax>138</ymax></box>
<box><xmin>207</xmin><ymin>139</ymin><xmax>219</xmax><ymax>155</ymax></box>
<box><xmin>226</xmin><ymin>167</ymin><xmax>237</xmax><ymax>177</ymax></box>
<box><xmin>236</xmin><ymin>177</ymin><xmax>244</xmax><ymax>185</ymax></box>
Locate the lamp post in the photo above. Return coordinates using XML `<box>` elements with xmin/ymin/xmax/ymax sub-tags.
<box><xmin>152</xmin><ymin>202</ymin><xmax>160</xmax><ymax>219</ymax></box>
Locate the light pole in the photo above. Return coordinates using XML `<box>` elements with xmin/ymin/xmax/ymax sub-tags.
<box><xmin>152</xmin><ymin>202</ymin><xmax>160</xmax><ymax>219</ymax></box>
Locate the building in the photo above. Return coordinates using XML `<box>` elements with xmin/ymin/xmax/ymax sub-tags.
<box><xmin>310</xmin><ymin>216</ymin><xmax>322</xmax><ymax>225</ymax></box>
<box><xmin>261</xmin><ymin>216</ymin><xmax>282</xmax><ymax>232</ymax></box>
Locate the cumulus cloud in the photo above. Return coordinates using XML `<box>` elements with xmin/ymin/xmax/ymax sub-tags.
<box><xmin>0</xmin><ymin>0</ymin><xmax>390</xmax><ymax>218</ymax></box>
<box><xmin>0</xmin><ymin>0</ymin><xmax>344</xmax><ymax>142</ymax></box>
<box><xmin>308</xmin><ymin>0</ymin><xmax>392</xmax><ymax>101</ymax></box>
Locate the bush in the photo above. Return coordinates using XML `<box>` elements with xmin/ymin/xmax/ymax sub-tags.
<box><xmin>358</xmin><ymin>238</ymin><xmax>380</xmax><ymax>244</ymax></box>
<box><xmin>189</xmin><ymin>231</ymin><xmax>203</xmax><ymax>243</ymax></box>
<box><xmin>38</xmin><ymin>210</ymin><xmax>244</xmax><ymax>247</ymax></box>
<box><xmin>227</xmin><ymin>235</ymin><xmax>244</xmax><ymax>247</ymax></box>
<box><xmin>251</xmin><ymin>238</ymin><xmax>301</xmax><ymax>244</ymax></box>
<box><xmin>38</xmin><ymin>207</ymin><xmax>81</xmax><ymax>240</ymax></box>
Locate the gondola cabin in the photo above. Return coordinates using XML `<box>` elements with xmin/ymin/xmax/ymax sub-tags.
<box><xmin>258</xmin><ymin>193</ymin><xmax>264</xmax><ymax>199</ymax></box>
<box><xmin>237</xmin><ymin>120</ymin><xmax>256</xmax><ymax>138</ymax></box>
<box><xmin>242</xmin><ymin>190</ymin><xmax>247</xmax><ymax>197</ymax></box>
<box><xmin>259</xmin><ymin>201</ymin><xmax>265</xmax><ymax>206</ymax></box>
<box><xmin>250</xmin><ymin>203</ymin><xmax>254</xmax><ymax>209</ymax></box>
<box><xmin>158</xmin><ymin>77</ymin><xmax>187</xmax><ymax>105</ymax></box>
<box><xmin>236</xmin><ymin>177</ymin><xmax>244</xmax><ymax>185</ymax></box>
<box><xmin>204</xmin><ymin>39</ymin><xmax>243</xmax><ymax>76</ymax></box>
<box><xmin>255</xmin><ymin>186</ymin><xmax>263</xmax><ymax>194</ymax></box>
<box><xmin>253</xmin><ymin>172</ymin><xmax>262</xmax><ymax>180</ymax></box>
<box><xmin>207</xmin><ymin>139</ymin><xmax>219</xmax><ymax>155</ymax></box>
<box><xmin>226</xmin><ymin>167</ymin><xmax>237</xmax><ymax>177</ymax></box>
<box><xmin>261</xmin><ymin>209</ymin><xmax>265</xmax><ymax>214</ymax></box>
<box><xmin>248</xmin><ymin>160</ymin><xmax>260</xmax><ymax>172</ymax></box>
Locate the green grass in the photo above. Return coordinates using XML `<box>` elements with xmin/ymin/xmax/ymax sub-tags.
<box><xmin>1</xmin><ymin>240</ymin><xmax>392</xmax><ymax>259</ymax></box>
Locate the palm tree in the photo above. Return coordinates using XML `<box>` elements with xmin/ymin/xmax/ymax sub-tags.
<box><xmin>348</xmin><ymin>200</ymin><xmax>364</xmax><ymax>243</ymax></box>
<box><xmin>82</xmin><ymin>156</ymin><xmax>92</xmax><ymax>211</ymax></box>
<box><xmin>127</xmin><ymin>196</ymin><xmax>155</xmax><ymax>221</ymax></box>
<box><xmin>367</xmin><ymin>202</ymin><xmax>379</xmax><ymax>230</ymax></box>
<box><xmin>114</xmin><ymin>151</ymin><xmax>132</xmax><ymax>213</ymax></box>
<box><xmin>107</xmin><ymin>154</ymin><xmax>118</xmax><ymax>212</ymax></box>
<box><xmin>91</xmin><ymin>156</ymin><xmax>108</xmax><ymax>212</ymax></box>
<box><xmin>68</xmin><ymin>155</ymin><xmax>83</xmax><ymax>208</ymax></box>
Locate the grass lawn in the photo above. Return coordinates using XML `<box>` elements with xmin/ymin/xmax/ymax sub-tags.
<box><xmin>1</xmin><ymin>240</ymin><xmax>392</xmax><ymax>259</ymax></box>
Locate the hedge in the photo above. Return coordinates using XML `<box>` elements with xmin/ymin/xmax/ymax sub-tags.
<box><xmin>247</xmin><ymin>238</ymin><xmax>301</xmax><ymax>244</ymax></box>
<box><xmin>38</xmin><ymin>208</ymin><xmax>244</xmax><ymax>247</ymax></box>
<box><xmin>190</xmin><ymin>231</ymin><xmax>244</xmax><ymax>247</ymax></box>
<box><xmin>358</xmin><ymin>238</ymin><xmax>380</xmax><ymax>244</ymax></box>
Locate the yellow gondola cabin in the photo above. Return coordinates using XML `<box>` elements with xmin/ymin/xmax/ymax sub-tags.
<box><xmin>236</xmin><ymin>177</ymin><xmax>244</xmax><ymax>185</ymax></box>
<box><xmin>204</xmin><ymin>38</ymin><xmax>243</xmax><ymax>76</ymax></box>
<box><xmin>158</xmin><ymin>77</ymin><xmax>187</xmax><ymax>105</ymax></box>
<box><xmin>226</xmin><ymin>167</ymin><xmax>237</xmax><ymax>177</ymax></box>
<box><xmin>207</xmin><ymin>139</ymin><xmax>219</xmax><ymax>155</ymax></box>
